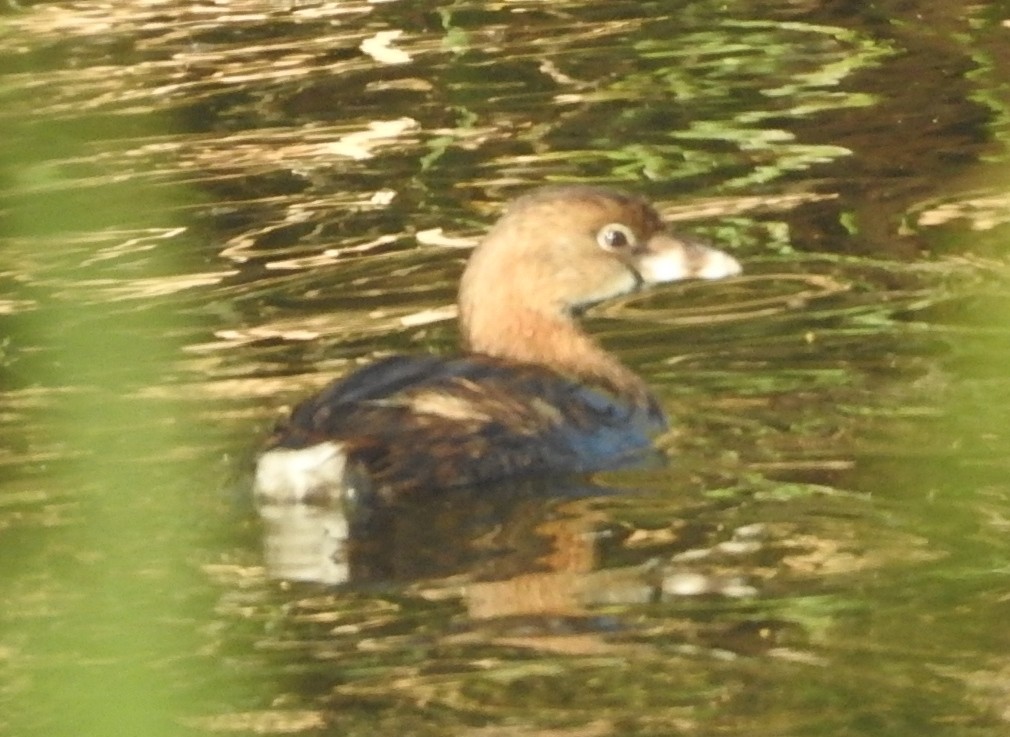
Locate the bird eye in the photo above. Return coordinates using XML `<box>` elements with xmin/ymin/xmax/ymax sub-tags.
<box><xmin>596</xmin><ymin>223</ymin><xmax>636</xmax><ymax>251</ymax></box>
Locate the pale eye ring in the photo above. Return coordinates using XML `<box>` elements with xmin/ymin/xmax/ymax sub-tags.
<box><xmin>596</xmin><ymin>223</ymin><xmax>637</xmax><ymax>252</ymax></box>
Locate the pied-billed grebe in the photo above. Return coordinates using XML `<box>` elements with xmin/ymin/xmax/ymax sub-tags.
<box><xmin>255</xmin><ymin>186</ymin><xmax>741</xmax><ymax>503</ymax></box>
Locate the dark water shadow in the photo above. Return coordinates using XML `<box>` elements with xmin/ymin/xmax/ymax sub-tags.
<box><xmin>258</xmin><ymin>474</ymin><xmax>628</xmax><ymax>589</ymax></box>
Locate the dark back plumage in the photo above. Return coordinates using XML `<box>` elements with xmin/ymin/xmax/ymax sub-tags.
<box><xmin>268</xmin><ymin>354</ymin><xmax>666</xmax><ymax>497</ymax></box>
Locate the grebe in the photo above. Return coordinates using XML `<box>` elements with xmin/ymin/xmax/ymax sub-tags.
<box><xmin>255</xmin><ymin>186</ymin><xmax>741</xmax><ymax>504</ymax></box>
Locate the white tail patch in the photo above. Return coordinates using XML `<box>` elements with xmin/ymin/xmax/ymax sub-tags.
<box><xmin>254</xmin><ymin>442</ymin><xmax>350</xmax><ymax>504</ymax></box>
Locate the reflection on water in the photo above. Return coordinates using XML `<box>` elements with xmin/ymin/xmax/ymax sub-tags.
<box><xmin>259</xmin><ymin>499</ymin><xmax>351</xmax><ymax>585</ymax></box>
<box><xmin>3</xmin><ymin>0</ymin><xmax>1010</xmax><ymax>734</ymax></box>
<box><xmin>259</xmin><ymin>471</ymin><xmax>920</xmax><ymax>615</ymax></box>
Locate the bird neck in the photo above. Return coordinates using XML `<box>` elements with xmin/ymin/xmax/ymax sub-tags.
<box><xmin>460</xmin><ymin>300</ymin><xmax>652</xmax><ymax>406</ymax></box>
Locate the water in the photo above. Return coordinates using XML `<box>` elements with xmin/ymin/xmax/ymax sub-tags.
<box><xmin>2</xmin><ymin>1</ymin><xmax>1010</xmax><ymax>734</ymax></box>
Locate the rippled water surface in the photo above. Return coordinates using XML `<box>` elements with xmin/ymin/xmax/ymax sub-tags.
<box><xmin>3</xmin><ymin>1</ymin><xmax>1010</xmax><ymax>735</ymax></box>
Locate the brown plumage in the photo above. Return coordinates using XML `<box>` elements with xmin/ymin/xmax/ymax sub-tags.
<box><xmin>255</xmin><ymin>186</ymin><xmax>741</xmax><ymax>503</ymax></box>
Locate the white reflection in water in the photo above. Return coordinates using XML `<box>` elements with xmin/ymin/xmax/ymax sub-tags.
<box><xmin>259</xmin><ymin>501</ymin><xmax>351</xmax><ymax>585</ymax></box>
